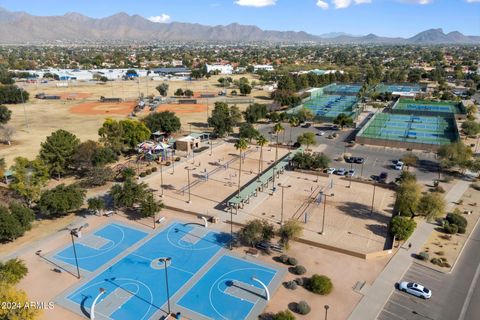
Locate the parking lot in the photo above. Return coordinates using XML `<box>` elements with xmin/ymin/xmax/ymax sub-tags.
<box><xmin>259</xmin><ymin>118</ymin><xmax>440</xmax><ymax>184</ymax></box>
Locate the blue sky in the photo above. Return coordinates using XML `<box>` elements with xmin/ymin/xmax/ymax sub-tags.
<box><xmin>0</xmin><ymin>0</ymin><xmax>479</xmax><ymax>37</ymax></box>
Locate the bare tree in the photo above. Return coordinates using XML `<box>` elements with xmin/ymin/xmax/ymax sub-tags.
<box><xmin>1</xmin><ymin>125</ymin><xmax>15</xmax><ymax>145</ymax></box>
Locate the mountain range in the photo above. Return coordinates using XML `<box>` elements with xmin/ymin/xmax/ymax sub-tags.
<box><xmin>0</xmin><ymin>8</ymin><xmax>479</xmax><ymax>44</ymax></box>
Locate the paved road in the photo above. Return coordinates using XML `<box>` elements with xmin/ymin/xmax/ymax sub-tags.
<box><xmin>378</xmin><ymin>219</ymin><xmax>480</xmax><ymax>320</ymax></box>
<box><xmin>258</xmin><ymin>121</ymin><xmax>440</xmax><ymax>184</ymax></box>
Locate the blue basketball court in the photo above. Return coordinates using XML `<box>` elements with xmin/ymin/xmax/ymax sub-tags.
<box><xmin>53</xmin><ymin>223</ymin><xmax>148</xmax><ymax>272</ymax></box>
<box><xmin>55</xmin><ymin>221</ymin><xmax>284</xmax><ymax>320</ymax></box>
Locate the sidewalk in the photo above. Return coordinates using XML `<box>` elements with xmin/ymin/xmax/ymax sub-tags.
<box><xmin>348</xmin><ymin>179</ymin><xmax>472</xmax><ymax>320</ymax></box>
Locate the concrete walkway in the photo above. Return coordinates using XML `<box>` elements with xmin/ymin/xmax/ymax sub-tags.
<box><xmin>348</xmin><ymin>179</ymin><xmax>472</xmax><ymax>320</ymax></box>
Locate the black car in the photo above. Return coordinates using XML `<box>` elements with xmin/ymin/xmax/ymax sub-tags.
<box><xmin>379</xmin><ymin>172</ymin><xmax>388</xmax><ymax>181</ymax></box>
<box><xmin>345</xmin><ymin>156</ymin><xmax>354</xmax><ymax>163</ymax></box>
<box><xmin>354</xmin><ymin>157</ymin><xmax>365</xmax><ymax>164</ymax></box>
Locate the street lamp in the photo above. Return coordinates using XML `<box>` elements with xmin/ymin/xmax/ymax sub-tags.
<box><xmin>278</xmin><ymin>183</ymin><xmax>291</xmax><ymax>225</ymax></box>
<box><xmin>184</xmin><ymin>166</ymin><xmax>196</xmax><ymax>203</ymax></box>
<box><xmin>348</xmin><ymin>160</ymin><xmax>353</xmax><ymax>188</ymax></box>
<box><xmin>90</xmin><ymin>288</ymin><xmax>106</xmax><ymax>320</ymax></box>
<box><xmin>320</xmin><ymin>193</ymin><xmax>334</xmax><ymax>235</ymax></box>
<box><xmin>69</xmin><ymin>225</ymin><xmax>87</xmax><ymax>279</ymax></box>
<box><xmin>159</xmin><ymin>257</ymin><xmax>172</xmax><ymax>316</ymax></box>
<box><xmin>371</xmin><ymin>180</ymin><xmax>377</xmax><ymax>214</ymax></box>
<box><xmin>272</xmin><ymin>166</ymin><xmax>277</xmax><ymax>192</ymax></box>
<box><xmin>159</xmin><ymin>161</ymin><xmax>164</xmax><ymax>198</ymax></box>
<box><xmin>324</xmin><ymin>304</ymin><xmax>330</xmax><ymax>320</ymax></box>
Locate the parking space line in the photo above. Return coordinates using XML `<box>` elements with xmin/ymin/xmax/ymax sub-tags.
<box><xmin>388</xmin><ymin>299</ymin><xmax>413</xmax><ymax>311</ymax></box>
<box><xmin>378</xmin><ymin>309</ymin><xmax>405</xmax><ymax>320</ymax></box>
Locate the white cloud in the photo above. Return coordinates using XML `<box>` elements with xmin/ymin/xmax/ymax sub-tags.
<box><xmin>148</xmin><ymin>14</ymin><xmax>171</xmax><ymax>23</ymax></box>
<box><xmin>316</xmin><ymin>0</ymin><xmax>329</xmax><ymax>9</ymax></box>
<box><xmin>235</xmin><ymin>0</ymin><xmax>277</xmax><ymax>7</ymax></box>
<box><xmin>332</xmin><ymin>0</ymin><xmax>371</xmax><ymax>8</ymax></box>
<box><xmin>399</xmin><ymin>0</ymin><xmax>433</xmax><ymax>4</ymax></box>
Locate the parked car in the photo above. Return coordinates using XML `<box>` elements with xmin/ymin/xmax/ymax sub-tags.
<box><xmin>332</xmin><ymin>125</ymin><xmax>340</xmax><ymax>130</ymax></box>
<box><xmin>325</xmin><ymin>168</ymin><xmax>336</xmax><ymax>174</ymax></box>
<box><xmin>354</xmin><ymin>157</ymin><xmax>365</xmax><ymax>164</ymax></box>
<box><xmin>379</xmin><ymin>172</ymin><xmax>388</xmax><ymax>181</ymax></box>
<box><xmin>336</xmin><ymin>168</ymin><xmax>347</xmax><ymax>175</ymax></box>
<box><xmin>345</xmin><ymin>156</ymin><xmax>354</xmax><ymax>163</ymax></box>
<box><xmin>302</xmin><ymin>122</ymin><xmax>312</xmax><ymax>128</ymax></box>
<box><xmin>398</xmin><ymin>282</ymin><xmax>432</xmax><ymax>299</ymax></box>
<box><xmin>316</xmin><ymin>131</ymin><xmax>326</xmax><ymax>136</ymax></box>
<box><xmin>347</xmin><ymin>169</ymin><xmax>356</xmax><ymax>177</ymax></box>
<box><xmin>394</xmin><ymin>161</ymin><xmax>404</xmax><ymax>170</ymax></box>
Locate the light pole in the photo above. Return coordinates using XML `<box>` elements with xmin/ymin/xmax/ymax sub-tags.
<box><xmin>320</xmin><ymin>193</ymin><xmax>334</xmax><ymax>235</ymax></box>
<box><xmin>70</xmin><ymin>225</ymin><xmax>86</xmax><ymax>279</ymax></box>
<box><xmin>90</xmin><ymin>288</ymin><xmax>106</xmax><ymax>320</ymax></box>
<box><xmin>209</xmin><ymin>139</ymin><xmax>213</xmax><ymax>156</ymax></box>
<box><xmin>324</xmin><ymin>304</ymin><xmax>330</xmax><ymax>320</ymax></box>
<box><xmin>348</xmin><ymin>161</ymin><xmax>353</xmax><ymax>188</ymax></box>
<box><xmin>371</xmin><ymin>180</ymin><xmax>377</xmax><ymax>214</ymax></box>
<box><xmin>185</xmin><ymin>166</ymin><xmax>196</xmax><ymax>203</ymax></box>
<box><xmin>159</xmin><ymin>161</ymin><xmax>164</xmax><ymax>198</ymax></box>
<box><xmin>278</xmin><ymin>183</ymin><xmax>291</xmax><ymax>225</ymax></box>
<box><xmin>171</xmin><ymin>150</ymin><xmax>175</xmax><ymax>174</ymax></box>
<box><xmin>230</xmin><ymin>206</ymin><xmax>234</xmax><ymax>250</ymax></box>
<box><xmin>272</xmin><ymin>166</ymin><xmax>277</xmax><ymax>192</ymax></box>
<box><xmin>159</xmin><ymin>257</ymin><xmax>172</xmax><ymax>316</ymax></box>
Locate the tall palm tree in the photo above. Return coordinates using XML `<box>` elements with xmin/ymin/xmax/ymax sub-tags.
<box><xmin>234</xmin><ymin>138</ymin><xmax>248</xmax><ymax>199</ymax></box>
<box><xmin>288</xmin><ymin>117</ymin><xmax>299</xmax><ymax>147</ymax></box>
<box><xmin>257</xmin><ymin>135</ymin><xmax>268</xmax><ymax>174</ymax></box>
<box><xmin>273</xmin><ymin>123</ymin><xmax>284</xmax><ymax>162</ymax></box>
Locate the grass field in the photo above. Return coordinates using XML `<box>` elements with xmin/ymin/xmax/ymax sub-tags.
<box><xmin>0</xmin><ymin>74</ymin><xmax>271</xmax><ymax>165</ymax></box>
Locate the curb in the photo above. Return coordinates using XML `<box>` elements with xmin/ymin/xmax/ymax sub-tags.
<box><xmin>448</xmin><ymin>211</ymin><xmax>480</xmax><ymax>274</ymax></box>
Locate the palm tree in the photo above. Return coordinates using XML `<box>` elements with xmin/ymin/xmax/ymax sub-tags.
<box><xmin>234</xmin><ymin>138</ymin><xmax>248</xmax><ymax>199</ymax></box>
<box><xmin>273</xmin><ymin>123</ymin><xmax>284</xmax><ymax>162</ymax></box>
<box><xmin>333</xmin><ymin>113</ymin><xmax>354</xmax><ymax>130</ymax></box>
<box><xmin>257</xmin><ymin>135</ymin><xmax>268</xmax><ymax>174</ymax></box>
<box><xmin>288</xmin><ymin>117</ymin><xmax>299</xmax><ymax>147</ymax></box>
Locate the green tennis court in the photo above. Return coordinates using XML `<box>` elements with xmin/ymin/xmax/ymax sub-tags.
<box><xmin>357</xmin><ymin>113</ymin><xmax>458</xmax><ymax>145</ymax></box>
<box><xmin>393</xmin><ymin>99</ymin><xmax>464</xmax><ymax>115</ymax></box>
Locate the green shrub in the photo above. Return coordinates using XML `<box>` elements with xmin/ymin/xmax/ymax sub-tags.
<box><xmin>431</xmin><ymin>258</ymin><xmax>440</xmax><ymax>265</ymax></box>
<box><xmin>273</xmin><ymin>310</ymin><xmax>295</xmax><ymax>320</ymax></box>
<box><xmin>151</xmin><ymin>167</ymin><xmax>158</xmax><ymax>172</ymax></box>
<box><xmin>433</xmin><ymin>186</ymin><xmax>445</xmax><ymax>193</ymax></box>
<box><xmin>287</xmin><ymin>257</ymin><xmax>298</xmax><ymax>266</ymax></box>
<box><xmin>284</xmin><ymin>281</ymin><xmax>297</xmax><ymax>290</ymax></box>
<box><xmin>279</xmin><ymin>254</ymin><xmax>289</xmax><ymax>264</ymax></box>
<box><xmin>296</xmin><ymin>301</ymin><xmax>311</xmax><ymax>315</ymax></box>
<box><xmin>446</xmin><ymin>213</ymin><xmax>467</xmax><ymax>230</ymax></box>
<box><xmin>443</xmin><ymin>222</ymin><xmax>458</xmax><ymax>234</ymax></box>
<box><xmin>293</xmin><ymin>265</ymin><xmax>306</xmax><ymax>275</ymax></box>
<box><xmin>306</xmin><ymin>274</ymin><xmax>333</xmax><ymax>295</ymax></box>
<box><xmin>139</xmin><ymin>172</ymin><xmax>147</xmax><ymax>178</ymax></box>
<box><xmin>175</xmin><ymin>157</ymin><xmax>180</xmax><ymax>161</ymax></box>
<box><xmin>418</xmin><ymin>252</ymin><xmax>429</xmax><ymax>261</ymax></box>
<box><xmin>165</xmin><ymin>161</ymin><xmax>171</xmax><ymax>166</ymax></box>
<box><xmin>435</xmin><ymin>251</ymin><xmax>445</xmax><ymax>256</ymax></box>
<box><xmin>0</xmin><ymin>258</ymin><xmax>28</xmax><ymax>284</ymax></box>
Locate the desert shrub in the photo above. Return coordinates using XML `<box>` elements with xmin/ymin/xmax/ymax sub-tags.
<box><xmin>442</xmin><ymin>176</ymin><xmax>453</xmax><ymax>183</ymax></box>
<box><xmin>293</xmin><ymin>265</ymin><xmax>306</xmax><ymax>275</ymax></box>
<box><xmin>287</xmin><ymin>257</ymin><xmax>298</xmax><ymax>266</ymax></box>
<box><xmin>279</xmin><ymin>254</ymin><xmax>289</xmax><ymax>264</ymax></box>
<box><xmin>433</xmin><ymin>186</ymin><xmax>445</xmax><ymax>193</ymax></box>
<box><xmin>296</xmin><ymin>301</ymin><xmax>311</xmax><ymax>315</ymax></box>
<box><xmin>284</xmin><ymin>281</ymin><xmax>297</xmax><ymax>290</ymax></box>
<box><xmin>175</xmin><ymin>157</ymin><xmax>180</xmax><ymax>161</ymax></box>
<box><xmin>165</xmin><ymin>161</ymin><xmax>171</xmax><ymax>166</ymax></box>
<box><xmin>306</xmin><ymin>274</ymin><xmax>333</xmax><ymax>295</ymax></box>
<box><xmin>443</xmin><ymin>222</ymin><xmax>458</xmax><ymax>234</ymax></box>
<box><xmin>471</xmin><ymin>183</ymin><xmax>480</xmax><ymax>191</ymax></box>
<box><xmin>139</xmin><ymin>172</ymin><xmax>147</xmax><ymax>178</ymax></box>
<box><xmin>431</xmin><ymin>258</ymin><xmax>440</xmax><ymax>265</ymax></box>
<box><xmin>272</xmin><ymin>310</ymin><xmax>295</xmax><ymax>320</ymax></box>
<box><xmin>435</xmin><ymin>251</ymin><xmax>445</xmax><ymax>256</ymax></box>
<box><xmin>458</xmin><ymin>199</ymin><xmax>464</xmax><ymax>205</ymax></box>
<box><xmin>418</xmin><ymin>252</ymin><xmax>429</xmax><ymax>261</ymax></box>
<box><xmin>294</xmin><ymin>278</ymin><xmax>304</xmax><ymax>286</ymax></box>
<box><xmin>151</xmin><ymin>167</ymin><xmax>158</xmax><ymax>172</ymax></box>
<box><xmin>446</xmin><ymin>213</ymin><xmax>467</xmax><ymax>229</ymax></box>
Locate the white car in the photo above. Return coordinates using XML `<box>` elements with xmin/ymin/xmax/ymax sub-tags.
<box><xmin>325</xmin><ymin>168</ymin><xmax>336</xmax><ymax>174</ymax></box>
<box><xmin>335</xmin><ymin>168</ymin><xmax>347</xmax><ymax>175</ymax></box>
<box><xmin>398</xmin><ymin>282</ymin><xmax>432</xmax><ymax>299</ymax></box>
<box><xmin>317</xmin><ymin>131</ymin><xmax>326</xmax><ymax>136</ymax></box>
<box><xmin>394</xmin><ymin>161</ymin><xmax>404</xmax><ymax>170</ymax></box>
